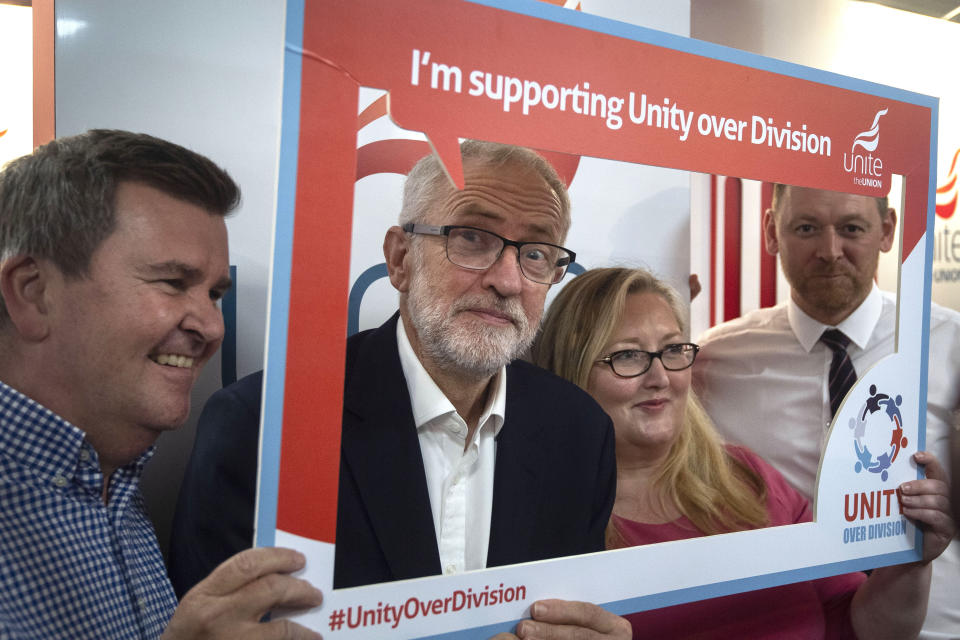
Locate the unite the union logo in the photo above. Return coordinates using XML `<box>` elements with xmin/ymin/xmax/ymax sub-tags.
<box><xmin>935</xmin><ymin>147</ymin><xmax>959</xmax><ymax>221</ymax></box>
<box><xmin>933</xmin><ymin>148</ymin><xmax>960</xmax><ymax>284</ymax></box>
<box><xmin>851</xmin><ymin>108</ymin><xmax>888</xmax><ymax>153</ymax></box>
<box><xmin>849</xmin><ymin>384</ymin><xmax>907</xmax><ymax>482</ymax></box>
<box><xmin>842</xmin><ymin>108</ymin><xmax>887</xmax><ymax>188</ymax></box>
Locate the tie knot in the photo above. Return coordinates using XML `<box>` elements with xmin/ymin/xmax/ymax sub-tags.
<box><xmin>820</xmin><ymin>328</ymin><xmax>851</xmax><ymax>352</ymax></box>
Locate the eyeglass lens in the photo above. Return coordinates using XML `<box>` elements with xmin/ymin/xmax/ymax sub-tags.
<box><xmin>610</xmin><ymin>344</ymin><xmax>697</xmax><ymax>376</ymax></box>
<box><xmin>446</xmin><ymin>227</ymin><xmax>569</xmax><ymax>284</ymax></box>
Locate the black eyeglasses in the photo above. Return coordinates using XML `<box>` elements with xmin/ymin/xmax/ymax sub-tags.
<box><xmin>401</xmin><ymin>223</ymin><xmax>575</xmax><ymax>285</ymax></box>
<box><xmin>596</xmin><ymin>343</ymin><xmax>699</xmax><ymax>378</ymax></box>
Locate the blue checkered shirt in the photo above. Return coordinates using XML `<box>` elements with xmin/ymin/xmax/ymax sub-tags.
<box><xmin>0</xmin><ymin>381</ymin><xmax>177</xmax><ymax>639</ymax></box>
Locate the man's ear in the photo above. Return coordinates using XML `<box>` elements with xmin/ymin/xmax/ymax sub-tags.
<box><xmin>762</xmin><ymin>209</ymin><xmax>779</xmax><ymax>256</ymax></box>
<box><xmin>879</xmin><ymin>208</ymin><xmax>897</xmax><ymax>253</ymax></box>
<box><xmin>0</xmin><ymin>255</ymin><xmax>52</xmax><ymax>341</ymax></box>
<box><xmin>383</xmin><ymin>225</ymin><xmax>414</xmax><ymax>293</ymax></box>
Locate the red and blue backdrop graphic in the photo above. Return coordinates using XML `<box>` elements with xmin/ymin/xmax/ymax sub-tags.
<box><xmin>936</xmin><ymin>148</ymin><xmax>959</xmax><ymax>220</ymax></box>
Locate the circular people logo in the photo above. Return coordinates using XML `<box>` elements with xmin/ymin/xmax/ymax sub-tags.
<box><xmin>848</xmin><ymin>384</ymin><xmax>907</xmax><ymax>482</ymax></box>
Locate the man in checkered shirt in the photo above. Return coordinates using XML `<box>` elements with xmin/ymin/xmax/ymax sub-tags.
<box><xmin>0</xmin><ymin>130</ymin><xmax>323</xmax><ymax>639</ymax></box>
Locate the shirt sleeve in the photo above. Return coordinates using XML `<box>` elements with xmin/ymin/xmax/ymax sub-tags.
<box><xmin>814</xmin><ymin>570</ymin><xmax>866</xmax><ymax>640</ymax></box>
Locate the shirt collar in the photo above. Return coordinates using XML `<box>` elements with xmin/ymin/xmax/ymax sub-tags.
<box><xmin>396</xmin><ymin>317</ymin><xmax>506</xmax><ymax>435</ymax></box>
<box><xmin>787</xmin><ymin>284</ymin><xmax>883</xmax><ymax>353</ymax></box>
<box><xmin>0</xmin><ymin>380</ymin><xmax>154</xmax><ymax>493</ymax></box>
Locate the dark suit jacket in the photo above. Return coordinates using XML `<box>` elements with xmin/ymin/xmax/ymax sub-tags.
<box><xmin>169</xmin><ymin>369</ymin><xmax>263</xmax><ymax>598</ymax></box>
<box><xmin>170</xmin><ymin>314</ymin><xmax>616</xmax><ymax>594</ymax></box>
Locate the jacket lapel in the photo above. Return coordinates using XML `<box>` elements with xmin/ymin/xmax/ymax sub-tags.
<box><xmin>487</xmin><ymin>364</ymin><xmax>546</xmax><ymax>568</ymax></box>
<box><xmin>341</xmin><ymin>314</ymin><xmax>441</xmax><ymax>580</ymax></box>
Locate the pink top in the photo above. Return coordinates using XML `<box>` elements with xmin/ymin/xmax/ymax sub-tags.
<box><xmin>610</xmin><ymin>446</ymin><xmax>866</xmax><ymax>639</ymax></box>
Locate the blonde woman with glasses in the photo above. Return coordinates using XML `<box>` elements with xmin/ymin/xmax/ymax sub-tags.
<box><xmin>532</xmin><ymin>267</ymin><xmax>953</xmax><ymax>639</ymax></box>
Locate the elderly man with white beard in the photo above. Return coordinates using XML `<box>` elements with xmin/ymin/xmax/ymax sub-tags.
<box><xmin>172</xmin><ymin>141</ymin><xmax>630</xmax><ymax>639</ymax></box>
<box><xmin>339</xmin><ymin>140</ymin><xmax>619</xmax><ymax>587</ymax></box>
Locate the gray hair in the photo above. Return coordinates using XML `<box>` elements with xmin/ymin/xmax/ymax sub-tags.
<box><xmin>0</xmin><ymin>129</ymin><xmax>239</xmax><ymax>320</ymax></box>
<box><xmin>398</xmin><ymin>140</ymin><xmax>571</xmax><ymax>241</ymax></box>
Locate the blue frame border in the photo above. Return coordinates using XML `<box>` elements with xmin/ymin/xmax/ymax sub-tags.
<box><xmin>256</xmin><ymin>0</ymin><xmax>306</xmax><ymax>549</ymax></box>
<box><xmin>471</xmin><ymin>0</ymin><xmax>936</xmax><ymax>109</ymax></box>
<box><xmin>260</xmin><ymin>0</ymin><xmax>938</xmax><ymax>631</ymax></box>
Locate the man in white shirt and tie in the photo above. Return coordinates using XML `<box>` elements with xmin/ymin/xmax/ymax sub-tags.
<box><xmin>694</xmin><ymin>184</ymin><xmax>960</xmax><ymax>638</ymax></box>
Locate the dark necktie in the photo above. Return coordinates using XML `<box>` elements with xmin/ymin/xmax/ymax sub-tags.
<box><xmin>820</xmin><ymin>329</ymin><xmax>857</xmax><ymax>418</ymax></box>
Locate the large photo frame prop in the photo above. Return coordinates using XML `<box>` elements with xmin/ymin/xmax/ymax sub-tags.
<box><xmin>257</xmin><ymin>1</ymin><xmax>937</xmax><ymax>637</ymax></box>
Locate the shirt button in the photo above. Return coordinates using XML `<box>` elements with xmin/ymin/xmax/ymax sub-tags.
<box><xmin>52</xmin><ymin>475</ymin><xmax>68</xmax><ymax>488</ymax></box>
<box><xmin>79</xmin><ymin>450</ymin><xmax>91</xmax><ymax>462</ymax></box>
<box><xmin>445</xmin><ymin>564</ymin><xmax>457</xmax><ymax>575</ymax></box>
<box><xmin>137</xmin><ymin>597</ymin><xmax>147</xmax><ymax>609</ymax></box>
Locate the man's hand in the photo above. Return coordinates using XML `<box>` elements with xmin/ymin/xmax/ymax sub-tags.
<box><xmin>850</xmin><ymin>452</ymin><xmax>955</xmax><ymax>639</ymax></box>
<box><xmin>492</xmin><ymin>599</ymin><xmax>631</xmax><ymax>640</ymax></box>
<box><xmin>900</xmin><ymin>450</ymin><xmax>956</xmax><ymax>564</ymax></box>
<box><xmin>162</xmin><ymin>547</ymin><xmax>323</xmax><ymax>640</ymax></box>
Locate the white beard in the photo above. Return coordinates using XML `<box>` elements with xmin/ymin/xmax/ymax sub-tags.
<box><xmin>406</xmin><ymin>266</ymin><xmax>537</xmax><ymax>378</ymax></box>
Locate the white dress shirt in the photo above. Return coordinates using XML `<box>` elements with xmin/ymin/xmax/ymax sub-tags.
<box><xmin>695</xmin><ymin>284</ymin><xmax>960</xmax><ymax>638</ymax></box>
<box><xmin>396</xmin><ymin>319</ymin><xmax>505</xmax><ymax>576</ymax></box>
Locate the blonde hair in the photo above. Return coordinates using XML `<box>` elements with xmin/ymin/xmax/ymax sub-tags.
<box><xmin>532</xmin><ymin>267</ymin><xmax>768</xmax><ymax>535</ymax></box>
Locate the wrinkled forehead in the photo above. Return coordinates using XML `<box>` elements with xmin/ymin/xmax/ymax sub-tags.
<box><xmin>777</xmin><ymin>186</ymin><xmax>883</xmax><ymax>221</ymax></box>
<box><xmin>429</xmin><ymin>158</ymin><xmax>567</xmax><ymax>243</ymax></box>
<box><xmin>104</xmin><ymin>181</ymin><xmax>231</xmax><ymax>269</ymax></box>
